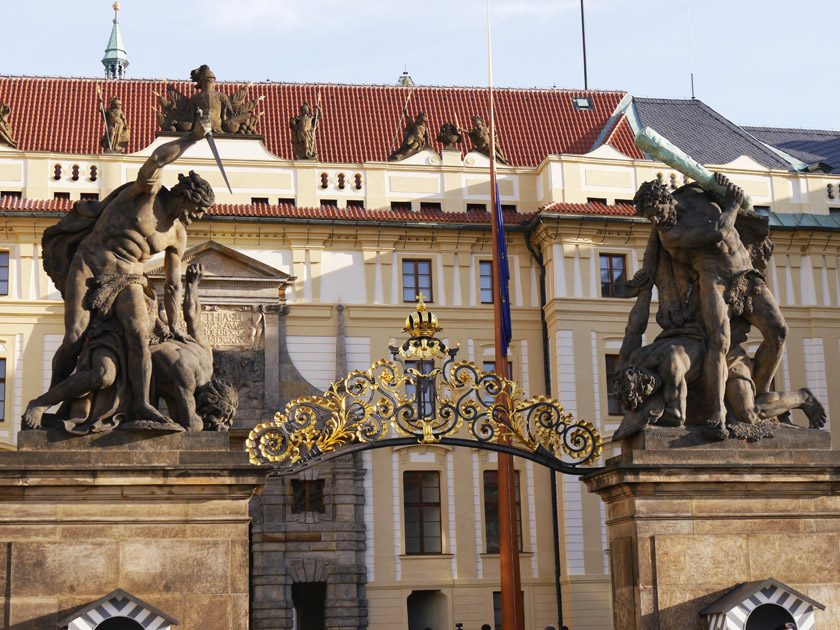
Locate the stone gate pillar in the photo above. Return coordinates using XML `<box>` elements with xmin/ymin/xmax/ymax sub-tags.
<box><xmin>583</xmin><ymin>427</ymin><xmax>839</xmax><ymax>630</ymax></box>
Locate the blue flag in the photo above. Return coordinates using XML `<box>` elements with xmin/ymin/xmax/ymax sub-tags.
<box><xmin>494</xmin><ymin>182</ymin><xmax>512</xmax><ymax>356</ymax></box>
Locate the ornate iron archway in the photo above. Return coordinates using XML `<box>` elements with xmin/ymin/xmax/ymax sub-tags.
<box><xmin>247</xmin><ymin>297</ymin><xmax>602</xmax><ymax>475</ymax></box>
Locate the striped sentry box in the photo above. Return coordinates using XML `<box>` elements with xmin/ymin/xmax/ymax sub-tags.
<box><xmin>60</xmin><ymin>589</ymin><xmax>178</xmax><ymax>630</ymax></box>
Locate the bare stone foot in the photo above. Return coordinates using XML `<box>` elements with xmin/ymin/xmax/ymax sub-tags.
<box><xmin>656</xmin><ymin>409</ymin><xmax>684</xmax><ymax>427</ymax></box>
<box><xmin>23</xmin><ymin>403</ymin><xmax>48</xmax><ymax>429</ymax></box>
<box><xmin>800</xmin><ymin>388</ymin><xmax>827</xmax><ymax>429</ymax></box>
<box><xmin>704</xmin><ymin>411</ymin><xmax>729</xmax><ymax>441</ymax></box>
<box><xmin>134</xmin><ymin>403</ymin><xmax>171</xmax><ymax>425</ymax></box>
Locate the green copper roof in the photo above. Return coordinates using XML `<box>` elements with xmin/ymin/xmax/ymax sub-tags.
<box><xmin>101</xmin><ymin>3</ymin><xmax>128</xmax><ymax>73</ymax></box>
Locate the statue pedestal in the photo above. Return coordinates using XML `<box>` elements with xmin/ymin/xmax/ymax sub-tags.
<box><xmin>583</xmin><ymin>426</ymin><xmax>839</xmax><ymax>630</ymax></box>
<box><xmin>2</xmin><ymin>431</ymin><xmax>265</xmax><ymax>629</ymax></box>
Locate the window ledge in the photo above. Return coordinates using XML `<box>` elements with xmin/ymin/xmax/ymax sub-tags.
<box><xmin>480</xmin><ymin>551</ymin><xmax>533</xmax><ymax>558</ymax></box>
<box><xmin>399</xmin><ymin>553</ymin><xmax>454</xmax><ymax>559</ymax></box>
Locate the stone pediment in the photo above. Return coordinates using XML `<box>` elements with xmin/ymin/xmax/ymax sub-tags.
<box><xmin>146</xmin><ymin>240</ymin><xmax>295</xmax><ymax>305</ymax></box>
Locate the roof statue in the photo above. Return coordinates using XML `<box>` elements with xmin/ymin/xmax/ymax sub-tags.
<box><xmin>101</xmin><ymin>2</ymin><xmax>128</xmax><ymax>80</ymax></box>
<box><xmin>290</xmin><ymin>100</ymin><xmax>321</xmax><ymax>160</ymax></box>
<box><xmin>389</xmin><ymin>110</ymin><xmax>431</xmax><ymax>162</ymax></box>
<box><xmin>0</xmin><ymin>104</ymin><xmax>17</xmax><ymax>149</ymax></box>
<box><xmin>436</xmin><ymin>122</ymin><xmax>462</xmax><ymax>149</ymax></box>
<box><xmin>460</xmin><ymin>115</ymin><xmax>507</xmax><ymax>164</ymax></box>
<box><xmin>613</xmin><ymin>130</ymin><xmax>827</xmax><ymax>442</ymax></box>
<box><xmin>22</xmin><ymin>113</ymin><xmax>234</xmax><ymax>435</ymax></box>
<box><xmin>98</xmin><ymin>94</ymin><xmax>130</xmax><ymax>153</ymax></box>
<box><xmin>156</xmin><ymin>65</ymin><xmax>264</xmax><ymax>135</ymax></box>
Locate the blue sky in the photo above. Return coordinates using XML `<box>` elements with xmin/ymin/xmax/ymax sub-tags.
<box><xmin>8</xmin><ymin>0</ymin><xmax>836</xmax><ymax>130</ymax></box>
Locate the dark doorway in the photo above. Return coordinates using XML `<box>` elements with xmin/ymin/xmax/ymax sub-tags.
<box><xmin>292</xmin><ymin>582</ymin><xmax>327</xmax><ymax>630</ymax></box>
<box><xmin>745</xmin><ymin>603</ymin><xmax>795</xmax><ymax>629</ymax></box>
<box><xmin>407</xmin><ymin>589</ymin><xmax>447</xmax><ymax>630</ymax></box>
<box><xmin>95</xmin><ymin>618</ymin><xmax>145</xmax><ymax>630</ymax></box>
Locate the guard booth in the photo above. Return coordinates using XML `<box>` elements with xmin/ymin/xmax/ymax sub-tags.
<box><xmin>699</xmin><ymin>578</ymin><xmax>825</xmax><ymax>630</ymax></box>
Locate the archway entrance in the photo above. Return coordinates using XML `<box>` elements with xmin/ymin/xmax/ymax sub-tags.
<box><xmin>745</xmin><ymin>603</ymin><xmax>796</xmax><ymax>629</ymax></box>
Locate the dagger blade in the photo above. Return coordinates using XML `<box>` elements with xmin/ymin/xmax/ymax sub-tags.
<box><xmin>196</xmin><ymin>108</ymin><xmax>233</xmax><ymax>194</ymax></box>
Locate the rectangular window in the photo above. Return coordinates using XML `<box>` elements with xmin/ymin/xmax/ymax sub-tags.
<box><xmin>0</xmin><ymin>251</ymin><xmax>8</xmax><ymax>295</ymax></box>
<box><xmin>587</xmin><ymin>197</ymin><xmax>607</xmax><ymax>205</ymax></box>
<box><xmin>347</xmin><ymin>199</ymin><xmax>365</xmax><ymax>210</ymax></box>
<box><xmin>484</xmin><ymin>470</ymin><xmax>522</xmax><ymax>552</ymax></box>
<box><xmin>402</xmin><ymin>259</ymin><xmax>433</xmax><ymax>303</ymax></box>
<box><xmin>830</xmin><ymin>207</ymin><xmax>840</xmax><ymax>216</ymax></box>
<box><xmin>501</xmin><ymin>204</ymin><xmax>517</xmax><ymax>213</ymax></box>
<box><xmin>605</xmin><ymin>354</ymin><xmax>624</xmax><ymax>416</ymax></box>
<box><xmin>467</xmin><ymin>203</ymin><xmax>487</xmax><ymax>213</ymax></box>
<box><xmin>492</xmin><ymin>591</ymin><xmax>525</xmax><ymax>630</ymax></box>
<box><xmin>291</xmin><ymin>479</ymin><xmax>325</xmax><ymax>513</ymax></box>
<box><xmin>391</xmin><ymin>201</ymin><xmax>412</xmax><ymax>212</ymax></box>
<box><xmin>0</xmin><ymin>191</ymin><xmax>21</xmax><ymax>199</ymax></box>
<box><xmin>251</xmin><ymin>197</ymin><xmax>269</xmax><ymax>205</ymax></box>
<box><xmin>420</xmin><ymin>202</ymin><xmax>441</xmax><ymax>212</ymax></box>
<box><xmin>79</xmin><ymin>193</ymin><xmax>99</xmax><ymax>201</ymax></box>
<box><xmin>0</xmin><ymin>358</ymin><xmax>5</xmax><ymax>421</ymax></box>
<box><xmin>753</xmin><ymin>205</ymin><xmax>770</xmax><ymax>216</ymax></box>
<box><xmin>600</xmin><ymin>254</ymin><xmax>627</xmax><ymax>298</ymax></box>
<box><xmin>53</xmin><ymin>192</ymin><xmax>70</xmax><ymax>201</ymax></box>
<box><xmin>614</xmin><ymin>198</ymin><xmax>635</xmax><ymax>206</ymax></box>
<box><xmin>320</xmin><ymin>199</ymin><xmax>338</xmax><ymax>208</ymax></box>
<box><xmin>405</xmin><ymin>360</ymin><xmax>435</xmax><ymax>418</ymax></box>
<box><xmin>278</xmin><ymin>197</ymin><xmax>296</xmax><ymax>206</ymax></box>
<box><xmin>479</xmin><ymin>260</ymin><xmax>493</xmax><ymax>303</ymax></box>
<box><xmin>483</xmin><ymin>360</ymin><xmax>512</xmax><ymax>379</ymax></box>
<box><xmin>403</xmin><ymin>471</ymin><xmax>442</xmax><ymax>554</ymax></box>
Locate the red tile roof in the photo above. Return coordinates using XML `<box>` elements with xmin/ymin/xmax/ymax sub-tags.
<box><xmin>603</xmin><ymin>114</ymin><xmax>644</xmax><ymax>159</ymax></box>
<box><xmin>0</xmin><ymin>195</ymin><xmax>533</xmax><ymax>225</ymax></box>
<box><xmin>0</xmin><ymin>76</ymin><xmax>632</xmax><ymax>167</ymax></box>
<box><xmin>539</xmin><ymin>201</ymin><xmax>636</xmax><ymax>217</ymax></box>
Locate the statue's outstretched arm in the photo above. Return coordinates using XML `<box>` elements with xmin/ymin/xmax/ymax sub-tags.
<box><xmin>618</xmin><ymin>286</ymin><xmax>652</xmax><ymax>367</ymax></box>
<box><xmin>163</xmin><ymin>247</ymin><xmax>184</xmax><ymax>339</ymax></box>
<box><xmin>183</xmin><ymin>263</ymin><xmax>205</xmax><ymax>346</ymax></box>
<box><xmin>134</xmin><ymin>112</ymin><xmax>210</xmax><ymax>192</ymax></box>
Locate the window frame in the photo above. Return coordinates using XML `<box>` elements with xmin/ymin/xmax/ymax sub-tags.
<box><xmin>402</xmin><ymin>258</ymin><xmax>434</xmax><ymax>303</ymax></box>
<box><xmin>403</xmin><ymin>470</ymin><xmax>443</xmax><ymax>555</ymax></box>
<box><xmin>291</xmin><ymin>479</ymin><xmax>326</xmax><ymax>513</ymax></box>
<box><xmin>599</xmin><ymin>253</ymin><xmax>627</xmax><ymax>298</ymax></box>
<box><xmin>0</xmin><ymin>357</ymin><xmax>6</xmax><ymax>422</ymax></box>
<box><xmin>479</xmin><ymin>260</ymin><xmax>494</xmax><ymax>304</ymax></box>
<box><xmin>0</xmin><ymin>251</ymin><xmax>8</xmax><ymax>296</ymax></box>
<box><xmin>605</xmin><ymin>353</ymin><xmax>624</xmax><ymax>416</ymax></box>
<box><xmin>483</xmin><ymin>469</ymin><xmax>522</xmax><ymax>553</ymax></box>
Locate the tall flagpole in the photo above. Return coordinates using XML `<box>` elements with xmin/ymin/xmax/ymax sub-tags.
<box><xmin>487</xmin><ymin>3</ymin><xmax>524</xmax><ymax>630</ymax></box>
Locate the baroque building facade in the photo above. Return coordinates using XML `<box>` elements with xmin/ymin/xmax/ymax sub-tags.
<box><xmin>0</xmin><ymin>75</ymin><xmax>837</xmax><ymax>630</ymax></box>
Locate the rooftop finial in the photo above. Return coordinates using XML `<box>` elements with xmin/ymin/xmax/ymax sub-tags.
<box><xmin>102</xmin><ymin>2</ymin><xmax>129</xmax><ymax>80</ymax></box>
<box><xmin>397</xmin><ymin>67</ymin><xmax>415</xmax><ymax>87</ymax></box>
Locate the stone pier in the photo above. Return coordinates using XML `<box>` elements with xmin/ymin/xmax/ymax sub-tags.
<box><xmin>583</xmin><ymin>426</ymin><xmax>839</xmax><ymax>630</ymax></box>
<box><xmin>1</xmin><ymin>430</ymin><xmax>265</xmax><ymax>630</ymax></box>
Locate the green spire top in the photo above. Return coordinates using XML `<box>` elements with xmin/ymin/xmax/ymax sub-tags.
<box><xmin>101</xmin><ymin>2</ymin><xmax>128</xmax><ymax>80</ymax></box>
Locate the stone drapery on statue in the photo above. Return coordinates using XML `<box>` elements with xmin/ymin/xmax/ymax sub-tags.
<box><xmin>613</xmin><ymin>170</ymin><xmax>826</xmax><ymax>442</ymax></box>
<box><xmin>99</xmin><ymin>96</ymin><xmax>130</xmax><ymax>153</ymax></box>
<box><xmin>156</xmin><ymin>65</ymin><xmax>264</xmax><ymax>135</ymax></box>
<box><xmin>24</xmin><ymin>114</ymin><xmax>237</xmax><ymax>435</ymax></box>
<box><xmin>388</xmin><ymin>111</ymin><xmax>432</xmax><ymax>162</ymax></box>
<box><xmin>289</xmin><ymin>101</ymin><xmax>321</xmax><ymax>160</ymax></box>
<box><xmin>0</xmin><ymin>103</ymin><xmax>18</xmax><ymax>148</ymax></box>
<box><xmin>460</xmin><ymin>115</ymin><xmax>507</xmax><ymax>164</ymax></box>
